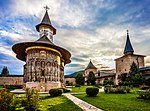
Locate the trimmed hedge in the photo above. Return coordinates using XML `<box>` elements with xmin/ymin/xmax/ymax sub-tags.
<box><xmin>137</xmin><ymin>90</ymin><xmax>150</xmax><ymax>100</ymax></box>
<box><xmin>49</xmin><ymin>89</ymin><xmax>62</xmax><ymax>97</ymax></box>
<box><xmin>75</xmin><ymin>84</ymin><xmax>81</xmax><ymax>87</ymax></box>
<box><xmin>86</xmin><ymin>87</ymin><xmax>99</xmax><ymax>97</ymax></box>
<box><xmin>5</xmin><ymin>85</ymin><xmax>22</xmax><ymax>89</ymax></box>
<box><xmin>61</xmin><ymin>88</ymin><xmax>71</xmax><ymax>93</ymax></box>
<box><xmin>104</xmin><ymin>85</ymin><xmax>130</xmax><ymax>94</ymax></box>
<box><xmin>140</xmin><ymin>85</ymin><xmax>150</xmax><ymax>90</ymax></box>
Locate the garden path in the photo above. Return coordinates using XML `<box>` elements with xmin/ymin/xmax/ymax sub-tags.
<box><xmin>63</xmin><ymin>87</ymin><xmax>104</xmax><ymax>111</ymax></box>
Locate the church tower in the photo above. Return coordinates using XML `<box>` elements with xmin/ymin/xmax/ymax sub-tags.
<box><xmin>115</xmin><ymin>30</ymin><xmax>145</xmax><ymax>84</ymax></box>
<box><xmin>36</xmin><ymin>6</ymin><xmax>56</xmax><ymax>42</ymax></box>
<box><xmin>124</xmin><ymin>30</ymin><xmax>134</xmax><ymax>55</ymax></box>
<box><xmin>12</xmin><ymin>6</ymin><xmax>71</xmax><ymax>91</ymax></box>
<box><xmin>83</xmin><ymin>60</ymin><xmax>97</xmax><ymax>85</ymax></box>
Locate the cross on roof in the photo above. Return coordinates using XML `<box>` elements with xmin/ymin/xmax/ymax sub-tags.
<box><xmin>44</xmin><ymin>5</ymin><xmax>49</xmax><ymax>11</ymax></box>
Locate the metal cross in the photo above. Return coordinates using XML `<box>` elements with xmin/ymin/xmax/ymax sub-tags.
<box><xmin>44</xmin><ymin>5</ymin><xmax>49</xmax><ymax>11</ymax></box>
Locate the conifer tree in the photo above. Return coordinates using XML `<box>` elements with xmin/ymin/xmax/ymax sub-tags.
<box><xmin>129</xmin><ymin>61</ymin><xmax>139</xmax><ymax>76</ymax></box>
<box><xmin>1</xmin><ymin>66</ymin><xmax>9</xmax><ymax>76</ymax></box>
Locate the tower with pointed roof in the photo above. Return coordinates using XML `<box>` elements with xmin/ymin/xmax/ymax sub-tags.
<box><xmin>83</xmin><ymin>60</ymin><xmax>97</xmax><ymax>85</ymax></box>
<box><xmin>115</xmin><ymin>30</ymin><xmax>145</xmax><ymax>84</ymax></box>
<box><xmin>124</xmin><ymin>30</ymin><xmax>134</xmax><ymax>55</ymax></box>
<box><xmin>12</xmin><ymin>7</ymin><xmax>71</xmax><ymax>91</ymax></box>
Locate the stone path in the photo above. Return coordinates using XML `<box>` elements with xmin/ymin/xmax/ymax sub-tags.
<box><xmin>63</xmin><ymin>93</ymin><xmax>103</xmax><ymax>111</ymax></box>
<box><xmin>63</xmin><ymin>87</ymin><xmax>104</xmax><ymax>111</ymax></box>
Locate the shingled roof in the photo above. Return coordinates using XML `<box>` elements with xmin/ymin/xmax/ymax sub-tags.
<box><xmin>35</xmin><ymin>35</ymin><xmax>54</xmax><ymax>45</ymax></box>
<box><xmin>124</xmin><ymin>30</ymin><xmax>134</xmax><ymax>55</ymax></box>
<box><xmin>85</xmin><ymin>60</ymin><xmax>97</xmax><ymax>70</ymax></box>
<box><xmin>41</xmin><ymin>10</ymin><xmax>51</xmax><ymax>25</ymax></box>
<box><xmin>36</xmin><ymin>10</ymin><xmax>56</xmax><ymax>34</ymax></box>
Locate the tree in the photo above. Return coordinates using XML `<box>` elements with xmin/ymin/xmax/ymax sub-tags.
<box><xmin>129</xmin><ymin>62</ymin><xmax>139</xmax><ymax>76</ymax></box>
<box><xmin>75</xmin><ymin>73</ymin><xmax>84</xmax><ymax>85</ymax></box>
<box><xmin>87</xmin><ymin>71</ymin><xmax>95</xmax><ymax>85</ymax></box>
<box><xmin>132</xmin><ymin>73</ymin><xmax>145</xmax><ymax>86</ymax></box>
<box><xmin>128</xmin><ymin>62</ymin><xmax>145</xmax><ymax>86</ymax></box>
<box><xmin>1</xmin><ymin>66</ymin><xmax>9</xmax><ymax>76</ymax></box>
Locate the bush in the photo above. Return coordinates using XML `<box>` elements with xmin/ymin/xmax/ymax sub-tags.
<box><xmin>95</xmin><ymin>84</ymin><xmax>102</xmax><ymax>88</ymax></box>
<box><xmin>119</xmin><ymin>82</ymin><xmax>131</xmax><ymax>86</ymax></box>
<box><xmin>75</xmin><ymin>84</ymin><xmax>81</xmax><ymax>87</ymax></box>
<box><xmin>117</xmin><ymin>86</ymin><xmax>126</xmax><ymax>94</ymax></box>
<box><xmin>49</xmin><ymin>89</ymin><xmax>62</xmax><ymax>97</ymax></box>
<box><xmin>137</xmin><ymin>90</ymin><xmax>150</xmax><ymax>100</ymax></box>
<box><xmin>140</xmin><ymin>85</ymin><xmax>149</xmax><ymax>90</ymax></box>
<box><xmin>104</xmin><ymin>85</ymin><xmax>130</xmax><ymax>94</ymax></box>
<box><xmin>104</xmin><ymin>85</ymin><xmax>111</xmax><ymax>93</ymax></box>
<box><xmin>86</xmin><ymin>87</ymin><xmax>99</xmax><ymax>97</ymax></box>
<box><xmin>0</xmin><ymin>89</ymin><xmax>15</xmax><ymax>111</ymax></box>
<box><xmin>5</xmin><ymin>85</ymin><xmax>22</xmax><ymax>89</ymax></box>
<box><xmin>21</xmin><ymin>88</ymin><xmax>39</xmax><ymax>111</ymax></box>
<box><xmin>103</xmin><ymin>79</ymin><xmax>114</xmax><ymax>85</ymax></box>
<box><xmin>60</xmin><ymin>88</ymin><xmax>71</xmax><ymax>93</ymax></box>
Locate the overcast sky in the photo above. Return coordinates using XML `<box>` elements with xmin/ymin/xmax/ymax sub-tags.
<box><xmin>0</xmin><ymin>0</ymin><xmax>150</xmax><ymax>75</ymax></box>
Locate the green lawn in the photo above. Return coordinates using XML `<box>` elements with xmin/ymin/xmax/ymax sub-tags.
<box><xmin>74</xmin><ymin>92</ymin><xmax>150</xmax><ymax>111</ymax></box>
<box><xmin>38</xmin><ymin>95</ymin><xmax>83</xmax><ymax>111</ymax></box>
<box><xmin>70</xmin><ymin>85</ymin><xmax>97</xmax><ymax>92</ymax></box>
<box><xmin>0</xmin><ymin>86</ymin><xmax>4</xmax><ymax>90</ymax></box>
<box><xmin>15</xmin><ymin>94</ymin><xmax>83</xmax><ymax>111</ymax></box>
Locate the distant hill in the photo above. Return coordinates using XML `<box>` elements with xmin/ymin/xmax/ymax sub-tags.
<box><xmin>65</xmin><ymin>70</ymin><xmax>84</xmax><ymax>78</ymax></box>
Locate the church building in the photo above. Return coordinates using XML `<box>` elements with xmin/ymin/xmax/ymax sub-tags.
<box><xmin>115</xmin><ymin>30</ymin><xmax>145</xmax><ymax>84</ymax></box>
<box><xmin>12</xmin><ymin>7</ymin><xmax>71</xmax><ymax>91</ymax></box>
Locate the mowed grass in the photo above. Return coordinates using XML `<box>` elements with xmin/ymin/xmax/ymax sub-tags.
<box><xmin>74</xmin><ymin>92</ymin><xmax>150</xmax><ymax>111</ymax></box>
<box><xmin>38</xmin><ymin>95</ymin><xmax>83</xmax><ymax>111</ymax></box>
<box><xmin>70</xmin><ymin>85</ymin><xmax>97</xmax><ymax>92</ymax></box>
<box><xmin>0</xmin><ymin>86</ymin><xmax>4</xmax><ymax>90</ymax></box>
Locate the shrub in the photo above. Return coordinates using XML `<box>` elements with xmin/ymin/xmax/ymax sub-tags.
<box><xmin>49</xmin><ymin>89</ymin><xmax>62</xmax><ymax>97</ymax></box>
<box><xmin>119</xmin><ymin>82</ymin><xmax>131</xmax><ymax>86</ymax></box>
<box><xmin>104</xmin><ymin>85</ymin><xmax>111</xmax><ymax>93</ymax></box>
<box><xmin>104</xmin><ymin>85</ymin><xmax>130</xmax><ymax>94</ymax></box>
<box><xmin>60</xmin><ymin>88</ymin><xmax>71</xmax><ymax>93</ymax></box>
<box><xmin>5</xmin><ymin>85</ymin><xmax>22</xmax><ymax>89</ymax></box>
<box><xmin>125</xmin><ymin>86</ymin><xmax>131</xmax><ymax>93</ymax></box>
<box><xmin>137</xmin><ymin>90</ymin><xmax>150</xmax><ymax>100</ymax></box>
<box><xmin>75</xmin><ymin>84</ymin><xmax>81</xmax><ymax>87</ymax></box>
<box><xmin>0</xmin><ymin>89</ymin><xmax>15</xmax><ymax>111</ymax></box>
<box><xmin>95</xmin><ymin>84</ymin><xmax>102</xmax><ymax>88</ymax></box>
<box><xmin>86</xmin><ymin>87</ymin><xmax>99</xmax><ymax>97</ymax></box>
<box><xmin>140</xmin><ymin>85</ymin><xmax>149</xmax><ymax>90</ymax></box>
<box><xmin>117</xmin><ymin>86</ymin><xmax>126</xmax><ymax>94</ymax></box>
<box><xmin>21</xmin><ymin>88</ymin><xmax>39</xmax><ymax>111</ymax></box>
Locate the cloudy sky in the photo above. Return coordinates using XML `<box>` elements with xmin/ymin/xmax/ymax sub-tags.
<box><xmin>0</xmin><ymin>0</ymin><xmax>150</xmax><ymax>75</ymax></box>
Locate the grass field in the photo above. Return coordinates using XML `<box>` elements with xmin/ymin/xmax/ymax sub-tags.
<box><xmin>70</xmin><ymin>85</ymin><xmax>97</xmax><ymax>92</ymax></box>
<box><xmin>38</xmin><ymin>95</ymin><xmax>83</xmax><ymax>111</ymax></box>
<box><xmin>74</xmin><ymin>92</ymin><xmax>150</xmax><ymax>111</ymax></box>
<box><xmin>0</xmin><ymin>86</ymin><xmax>4</xmax><ymax>90</ymax></box>
<box><xmin>15</xmin><ymin>94</ymin><xmax>83</xmax><ymax>111</ymax></box>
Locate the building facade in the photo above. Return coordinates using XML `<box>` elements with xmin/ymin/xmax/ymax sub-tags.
<box><xmin>115</xmin><ymin>30</ymin><xmax>145</xmax><ymax>84</ymax></box>
<box><xmin>12</xmin><ymin>9</ymin><xmax>71</xmax><ymax>91</ymax></box>
<box><xmin>83</xmin><ymin>60</ymin><xmax>115</xmax><ymax>85</ymax></box>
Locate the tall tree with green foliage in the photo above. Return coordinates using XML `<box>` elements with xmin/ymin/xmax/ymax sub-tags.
<box><xmin>1</xmin><ymin>66</ymin><xmax>9</xmax><ymax>76</ymax></box>
<box><xmin>128</xmin><ymin>62</ymin><xmax>145</xmax><ymax>86</ymax></box>
<box><xmin>129</xmin><ymin>62</ymin><xmax>139</xmax><ymax>76</ymax></box>
<box><xmin>87</xmin><ymin>71</ymin><xmax>95</xmax><ymax>85</ymax></box>
<box><xmin>75</xmin><ymin>73</ymin><xmax>84</xmax><ymax>85</ymax></box>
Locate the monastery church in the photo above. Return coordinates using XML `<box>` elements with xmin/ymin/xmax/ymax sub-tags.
<box><xmin>0</xmin><ymin>8</ymin><xmax>150</xmax><ymax>88</ymax></box>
